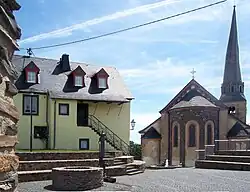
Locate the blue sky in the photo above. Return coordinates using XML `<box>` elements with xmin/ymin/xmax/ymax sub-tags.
<box><xmin>15</xmin><ymin>0</ymin><xmax>250</xmax><ymax>144</ymax></box>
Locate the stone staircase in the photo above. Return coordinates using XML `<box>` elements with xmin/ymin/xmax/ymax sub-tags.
<box><xmin>195</xmin><ymin>150</ymin><xmax>250</xmax><ymax>171</ymax></box>
<box><xmin>17</xmin><ymin>151</ymin><xmax>145</xmax><ymax>182</ymax></box>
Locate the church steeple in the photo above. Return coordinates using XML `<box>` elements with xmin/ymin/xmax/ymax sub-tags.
<box><xmin>220</xmin><ymin>6</ymin><xmax>246</xmax><ymax>103</ymax></box>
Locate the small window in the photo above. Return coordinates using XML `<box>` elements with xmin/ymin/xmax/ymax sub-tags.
<box><xmin>98</xmin><ymin>77</ymin><xmax>107</xmax><ymax>88</ymax></box>
<box><xmin>188</xmin><ymin>124</ymin><xmax>196</xmax><ymax>147</ymax></box>
<box><xmin>75</xmin><ymin>76</ymin><xmax>83</xmax><ymax>87</ymax></box>
<box><xmin>59</xmin><ymin>103</ymin><xmax>69</xmax><ymax>115</ymax></box>
<box><xmin>27</xmin><ymin>71</ymin><xmax>36</xmax><ymax>83</ymax></box>
<box><xmin>23</xmin><ymin>95</ymin><xmax>39</xmax><ymax>115</ymax></box>
<box><xmin>79</xmin><ymin>139</ymin><xmax>89</xmax><ymax>150</ymax></box>
<box><xmin>173</xmin><ymin>125</ymin><xmax>178</xmax><ymax>147</ymax></box>
<box><xmin>240</xmin><ymin>86</ymin><xmax>242</xmax><ymax>93</ymax></box>
<box><xmin>34</xmin><ymin>126</ymin><xmax>48</xmax><ymax>139</ymax></box>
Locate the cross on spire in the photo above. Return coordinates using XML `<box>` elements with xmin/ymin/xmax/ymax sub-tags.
<box><xmin>190</xmin><ymin>68</ymin><xmax>196</xmax><ymax>79</ymax></box>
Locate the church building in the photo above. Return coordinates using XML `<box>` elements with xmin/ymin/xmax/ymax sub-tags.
<box><xmin>139</xmin><ymin>6</ymin><xmax>250</xmax><ymax>167</ymax></box>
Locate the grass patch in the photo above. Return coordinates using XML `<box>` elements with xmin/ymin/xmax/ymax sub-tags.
<box><xmin>16</xmin><ymin>149</ymin><xmax>99</xmax><ymax>153</ymax></box>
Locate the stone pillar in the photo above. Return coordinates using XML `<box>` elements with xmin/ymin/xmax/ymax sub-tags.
<box><xmin>0</xmin><ymin>1</ymin><xmax>22</xmax><ymax>191</ymax></box>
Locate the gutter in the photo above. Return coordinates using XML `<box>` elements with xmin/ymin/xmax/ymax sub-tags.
<box><xmin>53</xmin><ymin>99</ymin><xmax>57</xmax><ymax>149</ymax></box>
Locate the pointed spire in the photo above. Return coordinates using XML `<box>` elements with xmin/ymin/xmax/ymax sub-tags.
<box><xmin>220</xmin><ymin>6</ymin><xmax>246</xmax><ymax>103</ymax></box>
<box><xmin>223</xmin><ymin>5</ymin><xmax>241</xmax><ymax>83</ymax></box>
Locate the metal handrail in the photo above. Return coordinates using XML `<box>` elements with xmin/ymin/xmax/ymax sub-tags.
<box><xmin>89</xmin><ymin>115</ymin><xmax>130</xmax><ymax>154</ymax></box>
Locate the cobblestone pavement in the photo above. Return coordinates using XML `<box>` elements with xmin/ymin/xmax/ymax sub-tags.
<box><xmin>17</xmin><ymin>168</ymin><xmax>250</xmax><ymax>192</ymax></box>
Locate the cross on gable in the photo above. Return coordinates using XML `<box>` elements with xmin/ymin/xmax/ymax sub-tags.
<box><xmin>190</xmin><ymin>68</ymin><xmax>196</xmax><ymax>79</ymax></box>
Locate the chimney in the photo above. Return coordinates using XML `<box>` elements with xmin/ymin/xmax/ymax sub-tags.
<box><xmin>60</xmin><ymin>54</ymin><xmax>71</xmax><ymax>72</ymax></box>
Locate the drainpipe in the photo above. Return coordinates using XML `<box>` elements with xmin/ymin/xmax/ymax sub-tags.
<box><xmin>53</xmin><ymin>99</ymin><xmax>57</xmax><ymax>149</ymax></box>
<box><xmin>45</xmin><ymin>91</ymin><xmax>49</xmax><ymax>149</ymax></box>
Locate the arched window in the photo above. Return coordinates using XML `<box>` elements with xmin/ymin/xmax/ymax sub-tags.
<box><xmin>188</xmin><ymin>124</ymin><xmax>196</xmax><ymax>147</ymax></box>
<box><xmin>231</xmin><ymin>86</ymin><xmax>234</xmax><ymax>92</ymax></box>
<box><xmin>239</xmin><ymin>86</ymin><xmax>242</xmax><ymax>93</ymax></box>
<box><xmin>206</xmin><ymin>124</ymin><xmax>213</xmax><ymax>145</ymax></box>
<box><xmin>173</xmin><ymin>125</ymin><xmax>178</xmax><ymax>147</ymax></box>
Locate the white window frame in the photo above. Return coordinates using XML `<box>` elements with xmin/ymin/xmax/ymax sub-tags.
<box><xmin>27</xmin><ymin>71</ymin><xmax>36</xmax><ymax>83</ymax></box>
<box><xmin>23</xmin><ymin>95</ymin><xmax>38</xmax><ymax>115</ymax></box>
<box><xmin>98</xmin><ymin>77</ymin><xmax>107</xmax><ymax>89</ymax></box>
<box><xmin>75</xmin><ymin>75</ymin><xmax>83</xmax><ymax>87</ymax></box>
<box><xmin>59</xmin><ymin>103</ymin><xmax>69</xmax><ymax>115</ymax></box>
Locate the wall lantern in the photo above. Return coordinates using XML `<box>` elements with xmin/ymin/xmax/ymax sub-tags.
<box><xmin>130</xmin><ymin>119</ymin><xmax>136</xmax><ymax>130</ymax></box>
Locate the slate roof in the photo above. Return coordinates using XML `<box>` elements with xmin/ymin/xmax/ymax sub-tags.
<box><xmin>223</xmin><ymin>6</ymin><xmax>241</xmax><ymax>83</ymax></box>
<box><xmin>138</xmin><ymin>117</ymin><xmax>160</xmax><ymax>134</ymax></box>
<box><xmin>227</xmin><ymin>122</ymin><xmax>249</xmax><ymax>138</ymax></box>
<box><xmin>12</xmin><ymin>55</ymin><xmax>133</xmax><ymax>102</ymax></box>
<box><xmin>220</xmin><ymin>6</ymin><xmax>246</xmax><ymax>102</ymax></box>
<box><xmin>159</xmin><ymin>79</ymin><xmax>227</xmax><ymax>113</ymax></box>
<box><xmin>170</xmin><ymin>96</ymin><xmax>218</xmax><ymax>110</ymax></box>
<box><xmin>141</xmin><ymin>127</ymin><xmax>161</xmax><ymax>139</ymax></box>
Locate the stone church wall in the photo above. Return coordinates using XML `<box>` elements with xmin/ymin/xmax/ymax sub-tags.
<box><xmin>141</xmin><ymin>138</ymin><xmax>160</xmax><ymax>166</ymax></box>
<box><xmin>224</xmin><ymin>101</ymin><xmax>247</xmax><ymax>123</ymax></box>
<box><xmin>159</xmin><ymin>113</ymin><xmax>169</xmax><ymax>164</ymax></box>
<box><xmin>219</xmin><ymin>110</ymin><xmax>229</xmax><ymax>140</ymax></box>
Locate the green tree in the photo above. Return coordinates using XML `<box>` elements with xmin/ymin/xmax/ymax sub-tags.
<box><xmin>129</xmin><ymin>141</ymin><xmax>141</xmax><ymax>160</ymax></box>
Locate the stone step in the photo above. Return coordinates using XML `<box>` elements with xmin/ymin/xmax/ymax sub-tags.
<box><xmin>206</xmin><ymin>155</ymin><xmax>250</xmax><ymax>163</ymax></box>
<box><xmin>18</xmin><ymin>158</ymin><xmax>114</xmax><ymax>171</ymax></box>
<box><xmin>114</xmin><ymin>156</ymin><xmax>134</xmax><ymax>164</ymax></box>
<box><xmin>127</xmin><ymin>170</ymin><xmax>144</xmax><ymax>176</ymax></box>
<box><xmin>126</xmin><ymin>168</ymin><xmax>139</xmax><ymax>173</ymax></box>
<box><xmin>195</xmin><ymin>160</ymin><xmax>250</xmax><ymax>171</ymax></box>
<box><xmin>114</xmin><ymin>161</ymin><xmax>125</xmax><ymax>166</ymax></box>
<box><xmin>215</xmin><ymin>150</ymin><xmax>250</xmax><ymax>156</ymax></box>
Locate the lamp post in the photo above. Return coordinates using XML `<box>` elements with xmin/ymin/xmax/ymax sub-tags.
<box><xmin>130</xmin><ymin>119</ymin><xmax>136</xmax><ymax>130</ymax></box>
<box><xmin>29</xmin><ymin>89</ymin><xmax>34</xmax><ymax>152</ymax></box>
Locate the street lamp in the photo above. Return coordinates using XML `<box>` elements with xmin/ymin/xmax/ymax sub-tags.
<box><xmin>130</xmin><ymin>119</ymin><xmax>136</xmax><ymax>130</ymax></box>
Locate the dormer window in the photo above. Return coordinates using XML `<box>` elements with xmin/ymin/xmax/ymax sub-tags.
<box><xmin>24</xmin><ymin>61</ymin><xmax>40</xmax><ymax>84</ymax></box>
<box><xmin>96</xmin><ymin>68</ymin><xmax>109</xmax><ymax>89</ymax></box>
<box><xmin>98</xmin><ymin>77</ymin><xmax>107</xmax><ymax>89</ymax></box>
<box><xmin>27</xmin><ymin>71</ymin><xmax>36</xmax><ymax>83</ymax></box>
<box><xmin>75</xmin><ymin>75</ymin><xmax>83</xmax><ymax>87</ymax></box>
<box><xmin>70</xmin><ymin>66</ymin><xmax>86</xmax><ymax>88</ymax></box>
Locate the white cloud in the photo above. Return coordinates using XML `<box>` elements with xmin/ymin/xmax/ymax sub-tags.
<box><xmin>18</xmin><ymin>0</ymin><xmax>181</xmax><ymax>44</ymax></box>
<box><xmin>119</xmin><ymin>57</ymin><xmax>223</xmax><ymax>96</ymax></box>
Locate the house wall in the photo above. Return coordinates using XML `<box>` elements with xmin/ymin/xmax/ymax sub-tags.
<box><xmin>14</xmin><ymin>93</ymin><xmax>48</xmax><ymax>149</ymax></box>
<box><xmin>14</xmin><ymin>93</ymin><xmax>131</xmax><ymax>151</ymax></box>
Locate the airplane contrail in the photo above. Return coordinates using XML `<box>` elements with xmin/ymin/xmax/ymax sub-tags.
<box><xmin>18</xmin><ymin>0</ymin><xmax>180</xmax><ymax>44</ymax></box>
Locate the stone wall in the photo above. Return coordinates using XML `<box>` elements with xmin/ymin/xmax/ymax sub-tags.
<box><xmin>16</xmin><ymin>151</ymin><xmax>122</xmax><ymax>161</ymax></box>
<box><xmin>52</xmin><ymin>167</ymin><xmax>103</xmax><ymax>191</ymax></box>
<box><xmin>141</xmin><ymin>138</ymin><xmax>160</xmax><ymax>166</ymax></box>
<box><xmin>0</xmin><ymin>1</ymin><xmax>21</xmax><ymax>191</ymax></box>
<box><xmin>19</xmin><ymin>158</ymin><xmax>114</xmax><ymax>171</ymax></box>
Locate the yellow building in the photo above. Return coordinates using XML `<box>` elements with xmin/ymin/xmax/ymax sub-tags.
<box><xmin>12</xmin><ymin>54</ymin><xmax>133</xmax><ymax>153</ymax></box>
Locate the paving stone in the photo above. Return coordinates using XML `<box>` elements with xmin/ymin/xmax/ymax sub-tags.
<box><xmin>17</xmin><ymin>168</ymin><xmax>250</xmax><ymax>192</ymax></box>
